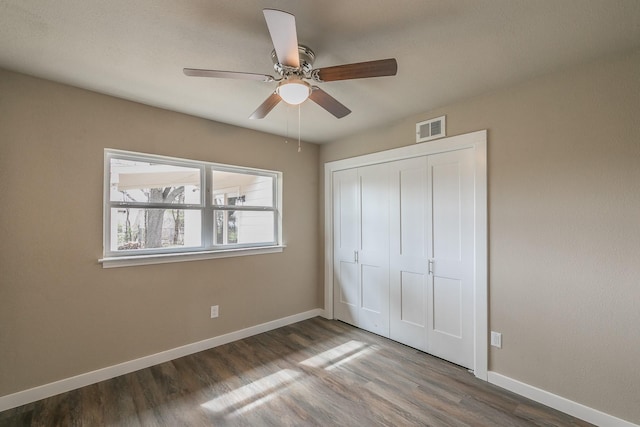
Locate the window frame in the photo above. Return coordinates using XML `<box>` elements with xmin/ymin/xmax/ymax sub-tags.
<box><xmin>100</xmin><ymin>149</ymin><xmax>283</xmax><ymax>268</ymax></box>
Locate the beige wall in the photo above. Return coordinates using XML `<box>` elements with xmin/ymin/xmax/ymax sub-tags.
<box><xmin>0</xmin><ymin>69</ymin><xmax>320</xmax><ymax>396</ymax></box>
<box><xmin>320</xmin><ymin>49</ymin><xmax>640</xmax><ymax>423</ymax></box>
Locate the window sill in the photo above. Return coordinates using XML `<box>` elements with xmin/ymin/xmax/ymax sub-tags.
<box><xmin>98</xmin><ymin>245</ymin><xmax>285</xmax><ymax>268</ymax></box>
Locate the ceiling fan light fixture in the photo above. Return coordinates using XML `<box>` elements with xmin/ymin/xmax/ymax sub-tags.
<box><xmin>277</xmin><ymin>78</ymin><xmax>311</xmax><ymax>105</ymax></box>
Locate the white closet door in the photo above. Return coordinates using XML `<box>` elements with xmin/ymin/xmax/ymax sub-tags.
<box><xmin>426</xmin><ymin>148</ymin><xmax>475</xmax><ymax>368</ymax></box>
<box><xmin>334</xmin><ymin>150</ymin><xmax>474</xmax><ymax>368</ymax></box>
<box><xmin>389</xmin><ymin>157</ymin><xmax>429</xmax><ymax>350</ymax></box>
<box><xmin>358</xmin><ymin>163</ymin><xmax>390</xmax><ymax>336</ymax></box>
<box><xmin>332</xmin><ymin>164</ymin><xmax>390</xmax><ymax>336</ymax></box>
<box><xmin>333</xmin><ymin>168</ymin><xmax>360</xmax><ymax>326</ymax></box>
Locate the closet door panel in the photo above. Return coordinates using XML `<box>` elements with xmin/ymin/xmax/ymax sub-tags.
<box><xmin>333</xmin><ymin>168</ymin><xmax>359</xmax><ymax>326</ymax></box>
<box><xmin>431</xmin><ymin>160</ymin><xmax>462</xmax><ymax>260</ymax></box>
<box><xmin>389</xmin><ymin>157</ymin><xmax>429</xmax><ymax>350</ymax></box>
<box><xmin>427</xmin><ymin>149</ymin><xmax>474</xmax><ymax>369</ymax></box>
<box><xmin>399</xmin><ymin>271</ymin><xmax>426</xmax><ymax>326</ymax></box>
<box><xmin>361</xmin><ymin>265</ymin><xmax>384</xmax><ymax>313</ymax></box>
<box><xmin>358</xmin><ymin>163</ymin><xmax>390</xmax><ymax>336</ymax></box>
<box><xmin>432</xmin><ymin>277</ymin><xmax>462</xmax><ymax>337</ymax></box>
<box><xmin>338</xmin><ymin>261</ymin><xmax>359</xmax><ymax>306</ymax></box>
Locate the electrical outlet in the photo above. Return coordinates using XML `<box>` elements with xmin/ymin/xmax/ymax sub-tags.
<box><xmin>491</xmin><ymin>331</ymin><xmax>502</xmax><ymax>348</ymax></box>
<box><xmin>210</xmin><ymin>305</ymin><xmax>219</xmax><ymax>319</ymax></box>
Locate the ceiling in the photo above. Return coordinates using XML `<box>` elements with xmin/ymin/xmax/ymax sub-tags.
<box><xmin>1</xmin><ymin>1</ymin><xmax>639</xmax><ymax>144</ymax></box>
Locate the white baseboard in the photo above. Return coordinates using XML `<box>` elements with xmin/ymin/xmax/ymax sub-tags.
<box><xmin>0</xmin><ymin>308</ymin><xmax>323</xmax><ymax>412</ymax></box>
<box><xmin>488</xmin><ymin>371</ymin><xmax>639</xmax><ymax>427</ymax></box>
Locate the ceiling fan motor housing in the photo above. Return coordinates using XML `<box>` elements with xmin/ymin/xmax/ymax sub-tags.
<box><xmin>272</xmin><ymin>45</ymin><xmax>315</xmax><ymax>78</ymax></box>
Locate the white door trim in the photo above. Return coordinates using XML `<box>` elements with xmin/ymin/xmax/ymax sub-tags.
<box><xmin>323</xmin><ymin>130</ymin><xmax>488</xmax><ymax>380</ymax></box>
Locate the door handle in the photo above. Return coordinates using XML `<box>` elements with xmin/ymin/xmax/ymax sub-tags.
<box><xmin>428</xmin><ymin>259</ymin><xmax>434</xmax><ymax>275</ymax></box>
<box><xmin>354</xmin><ymin>250</ymin><xmax>359</xmax><ymax>263</ymax></box>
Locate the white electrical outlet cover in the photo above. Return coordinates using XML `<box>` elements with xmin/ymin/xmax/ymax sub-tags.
<box><xmin>491</xmin><ymin>331</ymin><xmax>502</xmax><ymax>348</ymax></box>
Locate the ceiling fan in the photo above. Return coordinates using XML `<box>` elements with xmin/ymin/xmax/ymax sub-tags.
<box><xmin>183</xmin><ymin>9</ymin><xmax>398</xmax><ymax>120</ymax></box>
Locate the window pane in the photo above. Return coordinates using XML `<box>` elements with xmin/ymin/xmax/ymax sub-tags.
<box><xmin>110</xmin><ymin>208</ymin><xmax>201</xmax><ymax>251</ymax></box>
<box><xmin>212</xmin><ymin>170</ymin><xmax>273</xmax><ymax>207</ymax></box>
<box><xmin>213</xmin><ymin>210</ymin><xmax>274</xmax><ymax>245</ymax></box>
<box><xmin>110</xmin><ymin>158</ymin><xmax>201</xmax><ymax>204</ymax></box>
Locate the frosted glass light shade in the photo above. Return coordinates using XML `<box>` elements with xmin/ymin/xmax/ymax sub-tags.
<box><xmin>277</xmin><ymin>79</ymin><xmax>311</xmax><ymax>105</ymax></box>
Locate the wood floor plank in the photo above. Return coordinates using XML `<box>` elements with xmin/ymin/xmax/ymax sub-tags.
<box><xmin>0</xmin><ymin>317</ymin><xmax>595</xmax><ymax>426</ymax></box>
<box><xmin>76</xmin><ymin>384</ymin><xmax>103</xmax><ymax>427</ymax></box>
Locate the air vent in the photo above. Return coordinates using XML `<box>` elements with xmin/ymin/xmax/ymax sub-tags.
<box><xmin>416</xmin><ymin>116</ymin><xmax>446</xmax><ymax>143</ymax></box>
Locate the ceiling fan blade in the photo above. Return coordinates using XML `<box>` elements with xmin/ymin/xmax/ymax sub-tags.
<box><xmin>249</xmin><ymin>92</ymin><xmax>282</xmax><ymax>119</ymax></box>
<box><xmin>263</xmin><ymin>9</ymin><xmax>300</xmax><ymax>68</ymax></box>
<box><xmin>309</xmin><ymin>87</ymin><xmax>351</xmax><ymax>119</ymax></box>
<box><xmin>183</xmin><ymin>68</ymin><xmax>275</xmax><ymax>82</ymax></box>
<box><xmin>314</xmin><ymin>58</ymin><xmax>398</xmax><ymax>82</ymax></box>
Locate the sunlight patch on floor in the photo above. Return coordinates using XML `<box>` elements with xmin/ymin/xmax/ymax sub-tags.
<box><xmin>200</xmin><ymin>369</ymin><xmax>302</xmax><ymax>417</ymax></box>
<box><xmin>200</xmin><ymin>341</ymin><xmax>375</xmax><ymax>418</ymax></box>
<box><xmin>300</xmin><ymin>340</ymin><xmax>375</xmax><ymax>370</ymax></box>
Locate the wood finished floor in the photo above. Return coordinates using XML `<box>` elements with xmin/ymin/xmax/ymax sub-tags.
<box><xmin>0</xmin><ymin>317</ymin><xmax>593</xmax><ymax>427</ymax></box>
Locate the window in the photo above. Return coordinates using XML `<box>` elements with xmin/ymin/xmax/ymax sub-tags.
<box><xmin>102</xmin><ymin>150</ymin><xmax>282</xmax><ymax>267</ymax></box>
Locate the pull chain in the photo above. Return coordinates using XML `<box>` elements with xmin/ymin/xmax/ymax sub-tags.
<box><xmin>283</xmin><ymin>104</ymin><xmax>301</xmax><ymax>153</ymax></box>
<box><xmin>284</xmin><ymin>105</ymin><xmax>289</xmax><ymax>144</ymax></box>
<box><xmin>298</xmin><ymin>104</ymin><xmax>301</xmax><ymax>153</ymax></box>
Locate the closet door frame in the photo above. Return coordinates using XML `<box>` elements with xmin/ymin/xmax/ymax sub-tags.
<box><xmin>323</xmin><ymin>130</ymin><xmax>488</xmax><ymax>380</ymax></box>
